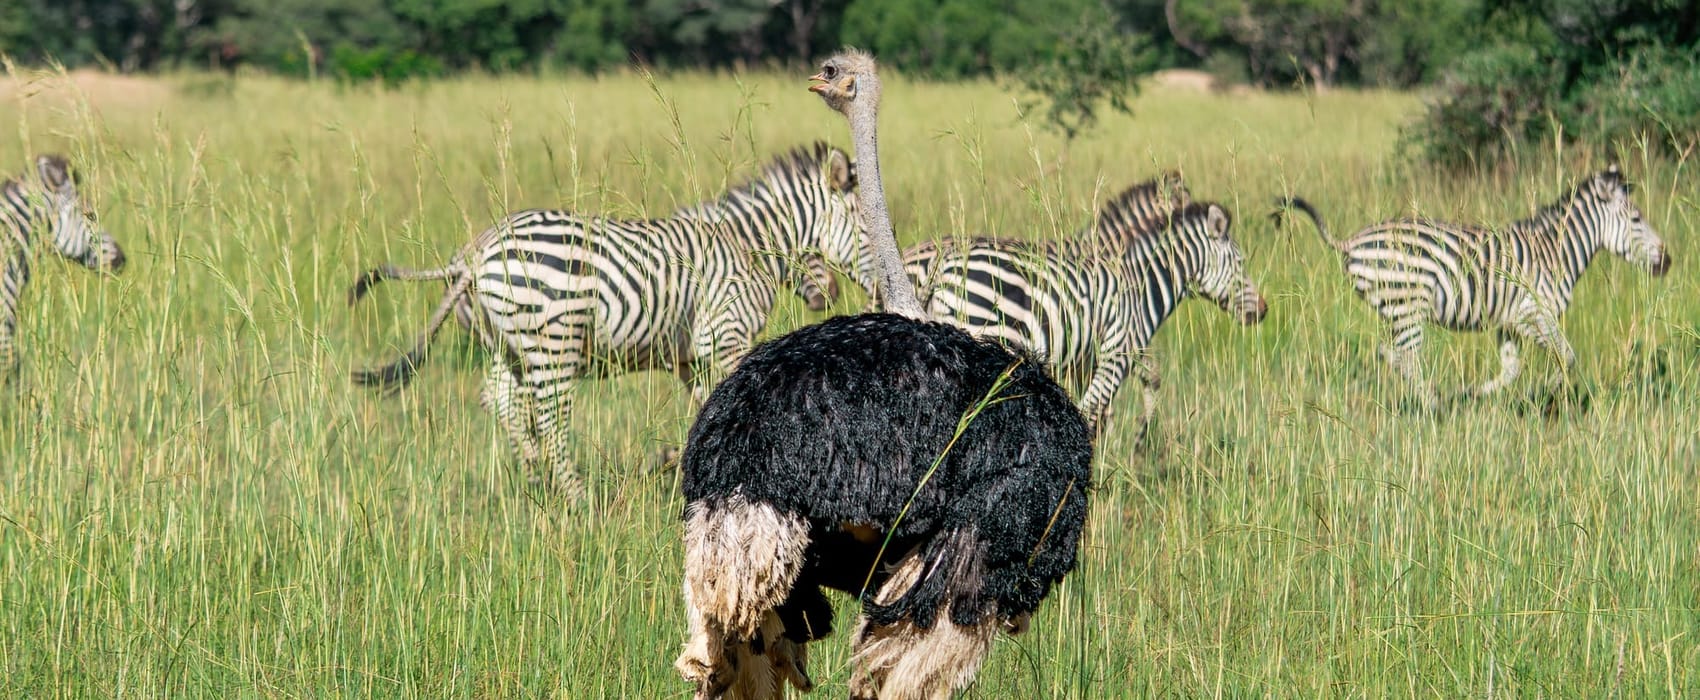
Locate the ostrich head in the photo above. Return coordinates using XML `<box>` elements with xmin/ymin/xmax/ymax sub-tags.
<box><xmin>809</xmin><ymin>49</ymin><xmax>877</xmax><ymax>115</ymax></box>
<box><xmin>808</xmin><ymin>48</ymin><xmax>924</xmax><ymax>319</ymax></box>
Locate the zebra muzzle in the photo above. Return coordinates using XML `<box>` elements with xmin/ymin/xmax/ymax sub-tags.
<box><xmin>1653</xmin><ymin>249</ymin><xmax>1672</xmax><ymax>276</ymax></box>
<box><xmin>1243</xmin><ymin>294</ymin><xmax>1268</xmax><ymax>324</ymax></box>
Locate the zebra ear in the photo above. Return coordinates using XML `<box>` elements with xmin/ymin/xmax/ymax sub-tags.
<box><xmin>827</xmin><ymin>150</ymin><xmax>855</xmax><ymax>192</ymax></box>
<box><xmin>1206</xmin><ymin>203</ymin><xmax>1231</xmax><ymax>236</ymax></box>
<box><xmin>35</xmin><ymin>154</ymin><xmax>76</xmax><ymax>196</ymax></box>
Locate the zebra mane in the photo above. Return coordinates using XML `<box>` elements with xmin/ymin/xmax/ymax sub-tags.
<box><xmin>1090</xmin><ymin>171</ymin><xmax>1189</xmax><ymax>242</ymax></box>
<box><xmin>1161</xmin><ymin>200</ymin><xmax>1229</xmax><ymax>236</ymax></box>
<box><xmin>1509</xmin><ymin>166</ymin><xmax>1630</xmax><ymax>236</ymax></box>
<box><xmin>670</xmin><ymin>142</ymin><xmax>851</xmax><ymax>222</ymax></box>
<box><xmin>721</xmin><ymin>142</ymin><xmax>853</xmax><ymax>201</ymax></box>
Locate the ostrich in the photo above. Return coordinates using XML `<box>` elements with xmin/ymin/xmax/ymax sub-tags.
<box><xmin>674</xmin><ymin>50</ymin><xmax>1095</xmax><ymax>699</ymax></box>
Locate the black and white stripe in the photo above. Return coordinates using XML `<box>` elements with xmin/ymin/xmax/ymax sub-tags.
<box><xmin>1277</xmin><ymin>165</ymin><xmax>1670</xmax><ymax>405</ymax></box>
<box><xmin>0</xmin><ymin>155</ymin><xmax>126</xmax><ymax>382</ymax></box>
<box><xmin>874</xmin><ymin>171</ymin><xmax>1190</xmax><ymax>311</ymax></box>
<box><xmin>350</xmin><ymin>143</ymin><xmax>870</xmax><ymax>492</ymax></box>
<box><xmin>349</xmin><ymin>246</ymin><xmax>842</xmax><ymax>341</ymax></box>
<box><xmin>910</xmin><ymin>179</ymin><xmax>1265</xmax><ymax>438</ymax></box>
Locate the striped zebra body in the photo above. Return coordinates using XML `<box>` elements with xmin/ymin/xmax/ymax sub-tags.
<box><xmin>870</xmin><ymin>171</ymin><xmax>1189</xmax><ymax>311</ymax></box>
<box><xmin>0</xmin><ymin>155</ymin><xmax>126</xmax><ymax>382</ymax></box>
<box><xmin>1279</xmin><ymin>165</ymin><xmax>1670</xmax><ymax>406</ymax></box>
<box><xmin>914</xmin><ymin>185</ymin><xmax>1265</xmax><ymax>438</ymax></box>
<box><xmin>351</xmin><ymin>143</ymin><xmax>868</xmax><ymax>493</ymax></box>
<box><xmin>349</xmin><ymin>233</ymin><xmax>842</xmax><ymax>353</ymax></box>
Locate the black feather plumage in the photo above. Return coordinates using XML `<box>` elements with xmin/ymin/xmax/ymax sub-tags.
<box><xmin>682</xmin><ymin>313</ymin><xmax>1093</xmax><ymax>632</ymax></box>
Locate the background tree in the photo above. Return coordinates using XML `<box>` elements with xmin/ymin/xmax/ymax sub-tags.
<box><xmin>1019</xmin><ymin>4</ymin><xmax>1157</xmax><ymax>145</ymax></box>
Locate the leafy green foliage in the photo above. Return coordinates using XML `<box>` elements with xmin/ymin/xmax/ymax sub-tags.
<box><xmin>839</xmin><ymin>0</ymin><xmax>1098</xmax><ymax>79</ymax></box>
<box><xmin>1017</xmin><ymin>6</ymin><xmax>1156</xmax><ymax>142</ymax></box>
<box><xmin>1569</xmin><ymin>44</ymin><xmax>1700</xmax><ymax>156</ymax></box>
<box><xmin>1163</xmin><ymin>0</ymin><xmax>1483</xmax><ymax>88</ymax></box>
<box><xmin>0</xmin><ymin>0</ymin><xmax>1691</xmax><ymax>113</ymax></box>
<box><xmin>1401</xmin><ymin>44</ymin><xmax>1559</xmax><ymax>168</ymax></box>
<box><xmin>1402</xmin><ymin>1</ymin><xmax>1700</xmax><ymax>167</ymax></box>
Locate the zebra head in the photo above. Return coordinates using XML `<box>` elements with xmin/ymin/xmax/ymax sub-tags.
<box><xmin>793</xmin><ymin>253</ymin><xmax>840</xmax><ymax>311</ymax></box>
<box><xmin>796</xmin><ymin>145</ymin><xmax>874</xmax><ymax>300</ymax></box>
<box><xmin>1179</xmin><ymin>203</ymin><xmax>1266</xmax><ymax>325</ymax></box>
<box><xmin>1584</xmin><ymin>165</ymin><xmax>1669</xmax><ymax>277</ymax></box>
<box><xmin>37</xmin><ymin>155</ymin><xmax>125</xmax><ymax>274</ymax></box>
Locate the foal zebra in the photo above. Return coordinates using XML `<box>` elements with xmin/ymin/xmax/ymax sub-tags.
<box><xmin>351</xmin><ymin>143</ymin><xmax>870</xmax><ymax>494</ymax></box>
<box><xmin>1</xmin><ymin>155</ymin><xmax>126</xmax><ymax>382</ymax></box>
<box><xmin>1276</xmin><ymin>165</ymin><xmax>1670</xmax><ymax>408</ymax></box>
<box><xmin>913</xmin><ymin>184</ymin><xmax>1266</xmax><ymax>438</ymax></box>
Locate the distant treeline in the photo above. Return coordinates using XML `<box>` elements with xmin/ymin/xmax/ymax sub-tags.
<box><xmin>5</xmin><ymin>1</ymin><xmax>1696</xmax><ymax>163</ymax></box>
<box><xmin>0</xmin><ymin>0</ymin><xmax>1691</xmax><ymax>88</ymax></box>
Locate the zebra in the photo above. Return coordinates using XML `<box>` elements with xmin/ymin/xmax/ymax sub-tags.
<box><xmin>1274</xmin><ymin>165</ymin><xmax>1670</xmax><ymax>408</ymax></box>
<box><xmin>1</xmin><ymin>154</ymin><xmax>126</xmax><ymax>383</ymax></box>
<box><xmin>853</xmin><ymin>171</ymin><xmax>1191</xmax><ymax>311</ymax></box>
<box><xmin>350</xmin><ymin>142</ymin><xmax>871</xmax><ymax>495</ymax></box>
<box><xmin>354</xmin><ymin>232</ymin><xmax>846</xmax><ymax>337</ymax></box>
<box><xmin>911</xmin><ymin>190</ymin><xmax>1266</xmax><ymax>439</ymax></box>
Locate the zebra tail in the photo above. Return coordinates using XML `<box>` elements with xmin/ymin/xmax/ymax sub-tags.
<box><xmin>1271</xmin><ymin>196</ymin><xmax>1344</xmax><ymax>252</ymax></box>
<box><xmin>348</xmin><ymin>264</ymin><xmax>460</xmax><ymax>306</ymax></box>
<box><xmin>351</xmin><ymin>270</ymin><xmax>474</xmax><ymax>392</ymax></box>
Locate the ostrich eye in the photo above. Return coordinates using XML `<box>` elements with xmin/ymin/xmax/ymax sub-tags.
<box><xmin>823</xmin><ymin>64</ymin><xmax>839</xmax><ymax>79</ymax></box>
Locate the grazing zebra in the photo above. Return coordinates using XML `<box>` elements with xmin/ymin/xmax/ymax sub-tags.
<box><xmin>1</xmin><ymin>154</ymin><xmax>127</xmax><ymax>383</ymax></box>
<box><xmin>914</xmin><ymin>191</ymin><xmax>1267</xmax><ymax>438</ymax></box>
<box><xmin>1275</xmin><ymin>165</ymin><xmax>1670</xmax><ymax>408</ymax></box>
<box><xmin>351</xmin><ymin>143</ymin><xmax>871</xmax><ymax>494</ymax></box>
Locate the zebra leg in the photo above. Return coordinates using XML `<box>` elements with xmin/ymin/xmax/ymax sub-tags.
<box><xmin>0</xmin><ymin>250</ymin><xmax>21</xmax><ymax>384</ymax></box>
<box><xmin>1473</xmin><ymin>331</ymin><xmax>1523</xmax><ymax>396</ymax></box>
<box><xmin>0</xmin><ymin>318</ymin><xmax>16</xmax><ymax>385</ymax></box>
<box><xmin>1523</xmin><ymin>314</ymin><xmax>1579</xmax><ymax>393</ymax></box>
<box><xmin>527</xmin><ymin>360</ymin><xmax>587</xmax><ymax>499</ymax></box>
<box><xmin>480</xmin><ymin>358</ymin><xmax>541</xmax><ymax>469</ymax></box>
<box><xmin>1379</xmin><ymin>323</ymin><xmax>1439</xmax><ymax>411</ymax></box>
<box><xmin>1131</xmin><ymin>354</ymin><xmax>1161</xmax><ymax>444</ymax></box>
<box><xmin>1076</xmin><ymin>351</ymin><xmax>1134</xmax><ymax>440</ymax></box>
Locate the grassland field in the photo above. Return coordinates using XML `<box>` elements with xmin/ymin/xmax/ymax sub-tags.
<box><xmin>0</xmin><ymin>66</ymin><xmax>1696</xmax><ymax>697</ymax></box>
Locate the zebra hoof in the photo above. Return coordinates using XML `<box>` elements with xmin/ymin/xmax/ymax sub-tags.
<box><xmin>1537</xmin><ymin>383</ymin><xmax>1593</xmax><ymax>419</ymax></box>
<box><xmin>1398</xmin><ymin>394</ymin><xmax>1445</xmax><ymax>416</ymax></box>
<box><xmin>522</xmin><ymin>466</ymin><xmax>588</xmax><ymax>501</ymax></box>
<box><xmin>1130</xmin><ymin>424</ymin><xmax>1160</xmax><ymax>453</ymax></box>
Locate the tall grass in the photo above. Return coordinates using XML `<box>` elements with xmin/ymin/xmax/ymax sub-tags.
<box><xmin>1</xmin><ymin>66</ymin><xmax>1695</xmax><ymax>697</ymax></box>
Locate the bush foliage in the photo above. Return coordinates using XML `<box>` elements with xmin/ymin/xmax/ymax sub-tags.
<box><xmin>1402</xmin><ymin>0</ymin><xmax>1699</xmax><ymax>166</ymax></box>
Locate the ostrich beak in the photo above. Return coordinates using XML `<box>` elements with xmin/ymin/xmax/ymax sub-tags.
<box><xmin>808</xmin><ymin>73</ymin><xmax>829</xmax><ymax>93</ymax></box>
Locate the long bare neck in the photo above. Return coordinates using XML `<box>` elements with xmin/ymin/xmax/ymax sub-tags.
<box><xmin>847</xmin><ymin>79</ymin><xmax>925</xmax><ymax>319</ymax></box>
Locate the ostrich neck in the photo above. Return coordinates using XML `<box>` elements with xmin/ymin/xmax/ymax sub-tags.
<box><xmin>847</xmin><ymin>92</ymin><xmax>925</xmax><ymax>320</ymax></box>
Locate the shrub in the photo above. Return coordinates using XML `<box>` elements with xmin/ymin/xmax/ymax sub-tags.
<box><xmin>1401</xmin><ymin>44</ymin><xmax>1560</xmax><ymax>169</ymax></box>
<box><xmin>1568</xmin><ymin>44</ymin><xmax>1700</xmax><ymax>157</ymax></box>
<box><xmin>329</xmin><ymin>45</ymin><xmax>442</xmax><ymax>86</ymax></box>
<box><xmin>1016</xmin><ymin>6</ymin><xmax>1156</xmax><ymax>143</ymax></box>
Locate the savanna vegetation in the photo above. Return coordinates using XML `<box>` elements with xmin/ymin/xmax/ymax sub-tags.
<box><xmin>0</xmin><ymin>61</ymin><xmax>1695</xmax><ymax>696</ymax></box>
